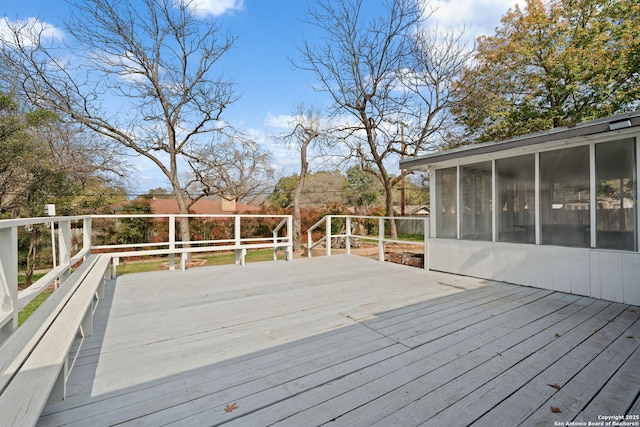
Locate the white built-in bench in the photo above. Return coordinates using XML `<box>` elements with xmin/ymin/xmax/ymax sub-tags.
<box><xmin>0</xmin><ymin>254</ymin><xmax>112</xmax><ymax>426</ymax></box>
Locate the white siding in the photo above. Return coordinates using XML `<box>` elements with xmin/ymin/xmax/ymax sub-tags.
<box><xmin>429</xmin><ymin>239</ymin><xmax>640</xmax><ymax>306</ymax></box>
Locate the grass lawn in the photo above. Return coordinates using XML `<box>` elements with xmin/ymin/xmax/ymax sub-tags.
<box><xmin>18</xmin><ymin>288</ymin><xmax>54</xmax><ymax>325</ymax></box>
<box><xmin>114</xmin><ymin>248</ymin><xmax>278</xmax><ymax>275</ymax></box>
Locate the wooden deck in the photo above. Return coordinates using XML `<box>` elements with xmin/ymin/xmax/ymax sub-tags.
<box><xmin>38</xmin><ymin>255</ymin><xmax>640</xmax><ymax>426</ymax></box>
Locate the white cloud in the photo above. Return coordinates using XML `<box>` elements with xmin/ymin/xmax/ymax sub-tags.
<box><xmin>0</xmin><ymin>17</ymin><xmax>64</xmax><ymax>46</ymax></box>
<box><xmin>264</xmin><ymin>112</ymin><xmax>294</xmax><ymax>130</ymax></box>
<box><xmin>184</xmin><ymin>0</ymin><xmax>244</xmax><ymax>17</ymax></box>
<box><xmin>422</xmin><ymin>0</ymin><xmax>525</xmax><ymax>47</ymax></box>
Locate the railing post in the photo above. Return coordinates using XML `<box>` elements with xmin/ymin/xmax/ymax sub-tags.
<box><xmin>273</xmin><ymin>224</ymin><xmax>278</xmax><ymax>261</ymax></box>
<box><xmin>424</xmin><ymin>217</ymin><xmax>429</xmax><ymax>270</ymax></box>
<box><xmin>58</xmin><ymin>220</ymin><xmax>72</xmax><ymax>283</ymax></box>
<box><xmin>286</xmin><ymin>215</ymin><xmax>293</xmax><ymax>261</ymax></box>
<box><xmin>378</xmin><ymin>217</ymin><xmax>385</xmax><ymax>262</ymax></box>
<box><xmin>0</xmin><ymin>226</ymin><xmax>18</xmax><ymax>342</ymax></box>
<box><xmin>234</xmin><ymin>216</ymin><xmax>241</xmax><ymax>246</ymax></box>
<box><xmin>307</xmin><ymin>227</ymin><xmax>313</xmax><ymax>258</ymax></box>
<box><xmin>83</xmin><ymin>217</ymin><xmax>92</xmax><ymax>259</ymax></box>
<box><xmin>168</xmin><ymin>215</ymin><xmax>176</xmax><ymax>271</ymax></box>
<box><xmin>234</xmin><ymin>216</ymin><xmax>245</xmax><ymax>266</ymax></box>
<box><xmin>345</xmin><ymin>217</ymin><xmax>351</xmax><ymax>255</ymax></box>
<box><xmin>326</xmin><ymin>216</ymin><xmax>332</xmax><ymax>257</ymax></box>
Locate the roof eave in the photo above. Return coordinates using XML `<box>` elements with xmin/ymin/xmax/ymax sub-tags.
<box><xmin>400</xmin><ymin>111</ymin><xmax>640</xmax><ymax>170</ymax></box>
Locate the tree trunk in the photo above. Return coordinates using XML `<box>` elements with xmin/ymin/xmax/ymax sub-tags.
<box><xmin>172</xmin><ymin>181</ymin><xmax>192</xmax><ymax>261</ymax></box>
<box><xmin>383</xmin><ymin>178</ymin><xmax>398</xmax><ymax>241</ymax></box>
<box><xmin>292</xmin><ymin>180</ymin><xmax>303</xmax><ymax>254</ymax></box>
<box><xmin>292</xmin><ymin>138</ymin><xmax>310</xmax><ymax>254</ymax></box>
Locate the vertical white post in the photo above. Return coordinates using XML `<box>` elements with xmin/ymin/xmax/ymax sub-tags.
<box><xmin>83</xmin><ymin>217</ymin><xmax>92</xmax><ymax>258</ymax></box>
<box><xmin>535</xmin><ymin>153</ymin><xmax>541</xmax><ymax>245</ymax></box>
<box><xmin>378</xmin><ymin>217</ymin><xmax>385</xmax><ymax>261</ymax></box>
<box><xmin>273</xmin><ymin>223</ymin><xmax>278</xmax><ymax>261</ymax></box>
<box><xmin>234</xmin><ymin>216</ymin><xmax>244</xmax><ymax>265</ymax></box>
<box><xmin>50</xmin><ymin>222</ymin><xmax>57</xmax><ymax>271</ymax></box>
<box><xmin>424</xmin><ymin>217</ymin><xmax>430</xmax><ymax>270</ymax></box>
<box><xmin>492</xmin><ymin>159</ymin><xmax>497</xmax><ymax>242</ymax></box>
<box><xmin>234</xmin><ymin>216</ymin><xmax>241</xmax><ymax>246</ymax></box>
<box><xmin>287</xmin><ymin>215</ymin><xmax>293</xmax><ymax>261</ymax></box>
<box><xmin>456</xmin><ymin>165</ymin><xmax>461</xmax><ymax>240</ymax></box>
<box><xmin>636</xmin><ymin>138</ymin><xmax>640</xmax><ymax>252</ymax></box>
<box><xmin>590</xmin><ymin>143</ymin><xmax>597</xmax><ymax>248</ymax></box>
<box><xmin>429</xmin><ymin>168</ymin><xmax>436</xmax><ymax>238</ymax></box>
<box><xmin>0</xmin><ymin>226</ymin><xmax>18</xmax><ymax>342</ymax></box>
<box><xmin>168</xmin><ymin>216</ymin><xmax>176</xmax><ymax>271</ymax></box>
<box><xmin>326</xmin><ymin>216</ymin><xmax>332</xmax><ymax>257</ymax></box>
<box><xmin>307</xmin><ymin>227</ymin><xmax>313</xmax><ymax>258</ymax></box>
<box><xmin>112</xmin><ymin>257</ymin><xmax>119</xmax><ymax>279</ymax></box>
<box><xmin>58</xmin><ymin>220</ymin><xmax>72</xmax><ymax>283</ymax></box>
<box><xmin>345</xmin><ymin>217</ymin><xmax>351</xmax><ymax>255</ymax></box>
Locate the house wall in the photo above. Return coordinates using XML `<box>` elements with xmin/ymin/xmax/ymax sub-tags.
<box><xmin>429</xmin><ymin>238</ymin><xmax>640</xmax><ymax>306</ymax></box>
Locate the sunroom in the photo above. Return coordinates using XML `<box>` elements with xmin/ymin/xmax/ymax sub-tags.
<box><xmin>400</xmin><ymin>112</ymin><xmax>640</xmax><ymax>306</ymax></box>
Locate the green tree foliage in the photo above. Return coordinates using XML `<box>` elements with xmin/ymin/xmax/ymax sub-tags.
<box><xmin>268</xmin><ymin>175</ymin><xmax>299</xmax><ymax>209</ymax></box>
<box><xmin>114</xmin><ymin>199</ymin><xmax>154</xmax><ymax>244</ymax></box>
<box><xmin>453</xmin><ymin>0</ymin><xmax>640</xmax><ymax>143</ymax></box>
<box><xmin>1</xmin><ymin>94</ymin><xmax>48</xmax><ymax>212</ymax></box>
<box><xmin>0</xmin><ymin>92</ymin><xmax>66</xmax><ymax>216</ymax></box>
<box><xmin>343</xmin><ymin>166</ymin><xmax>382</xmax><ymax>212</ymax></box>
<box><xmin>143</xmin><ymin>187</ymin><xmax>173</xmax><ymax>199</ymax></box>
<box><xmin>268</xmin><ymin>171</ymin><xmax>348</xmax><ymax>209</ymax></box>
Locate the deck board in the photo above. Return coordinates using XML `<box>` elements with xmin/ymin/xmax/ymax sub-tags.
<box><xmin>37</xmin><ymin>255</ymin><xmax>640</xmax><ymax>426</ymax></box>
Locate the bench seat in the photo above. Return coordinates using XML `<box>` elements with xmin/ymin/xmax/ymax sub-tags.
<box><xmin>0</xmin><ymin>254</ymin><xmax>111</xmax><ymax>426</ymax></box>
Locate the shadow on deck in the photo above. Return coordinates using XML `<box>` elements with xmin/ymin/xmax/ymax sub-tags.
<box><xmin>39</xmin><ymin>256</ymin><xmax>640</xmax><ymax>426</ymax></box>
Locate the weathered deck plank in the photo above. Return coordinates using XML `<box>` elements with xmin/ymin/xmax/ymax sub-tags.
<box><xmin>37</xmin><ymin>255</ymin><xmax>639</xmax><ymax>426</ymax></box>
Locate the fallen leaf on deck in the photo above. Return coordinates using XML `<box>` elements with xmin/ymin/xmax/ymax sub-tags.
<box><xmin>496</xmin><ymin>352</ymin><xmax>502</xmax><ymax>356</ymax></box>
<box><xmin>551</xmin><ymin>406</ymin><xmax>562</xmax><ymax>413</ymax></box>
<box><xmin>555</xmin><ymin>333</ymin><xmax>561</xmax><ymax>337</ymax></box>
<box><xmin>547</xmin><ymin>383</ymin><xmax>561</xmax><ymax>390</ymax></box>
<box><xmin>224</xmin><ymin>403</ymin><xmax>238</xmax><ymax>413</ymax></box>
<box><xmin>628</xmin><ymin>336</ymin><xmax>634</xmax><ymax>339</ymax></box>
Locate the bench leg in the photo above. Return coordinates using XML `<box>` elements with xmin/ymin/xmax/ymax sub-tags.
<box><xmin>81</xmin><ymin>306</ymin><xmax>94</xmax><ymax>337</ymax></box>
<box><xmin>48</xmin><ymin>358</ymin><xmax>68</xmax><ymax>404</ymax></box>
<box><xmin>98</xmin><ymin>273</ymin><xmax>106</xmax><ymax>300</ymax></box>
<box><xmin>234</xmin><ymin>249</ymin><xmax>246</xmax><ymax>266</ymax></box>
<box><xmin>112</xmin><ymin>257</ymin><xmax>119</xmax><ymax>278</ymax></box>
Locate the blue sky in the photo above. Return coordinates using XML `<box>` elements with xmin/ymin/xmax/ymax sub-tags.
<box><xmin>3</xmin><ymin>0</ymin><xmax>522</xmax><ymax>193</ymax></box>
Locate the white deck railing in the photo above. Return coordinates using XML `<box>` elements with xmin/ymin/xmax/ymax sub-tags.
<box><xmin>0</xmin><ymin>214</ymin><xmax>292</xmax><ymax>342</ymax></box>
<box><xmin>307</xmin><ymin>215</ymin><xmax>429</xmax><ymax>266</ymax></box>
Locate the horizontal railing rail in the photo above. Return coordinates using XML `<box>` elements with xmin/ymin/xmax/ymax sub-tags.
<box><xmin>0</xmin><ymin>213</ymin><xmax>293</xmax><ymax>344</ymax></box>
<box><xmin>307</xmin><ymin>215</ymin><xmax>429</xmax><ymax>267</ymax></box>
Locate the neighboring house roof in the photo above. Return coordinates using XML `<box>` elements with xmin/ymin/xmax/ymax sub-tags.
<box><xmin>400</xmin><ymin>111</ymin><xmax>640</xmax><ymax>170</ymax></box>
<box><xmin>392</xmin><ymin>204</ymin><xmax>430</xmax><ymax>216</ymax></box>
<box><xmin>114</xmin><ymin>198</ymin><xmax>260</xmax><ymax>214</ymax></box>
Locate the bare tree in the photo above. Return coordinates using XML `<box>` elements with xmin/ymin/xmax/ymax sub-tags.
<box><xmin>401</xmin><ymin>25</ymin><xmax>473</xmax><ymax>151</ymax></box>
<box><xmin>280</xmin><ymin>106</ymin><xmax>325</xmax><ymax>253</ymax></box>
<box><xmin>0</xmin><ymin>0</ymin><xmax>238</xmax><ymax>244</ymax></box>
<box><xmin>189</xmin><ymin>131</ymin><xmax>275</xmax><ymax>205</ymax></box>
<box><xmin>298</xmin><ymin>0</ymin><xmax>470</xmax><ymax>238</ymax></box>
<box><xmin>298</xmin><ymin>0</ymin><xmax>421</xmax><ymax>239</ymax></box>
<box><xmin>36</xmin><ymin>122</ymin><xmax>129</xmax><ymax>189</ymax></box>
